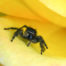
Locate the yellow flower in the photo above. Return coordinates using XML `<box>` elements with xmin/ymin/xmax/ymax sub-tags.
<box><xmin>0</xmin><ymin>0</ymin><xmax>66</xmax><ymax>66</ymax></box>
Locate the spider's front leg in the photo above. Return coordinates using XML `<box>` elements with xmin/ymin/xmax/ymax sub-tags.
<box><xmin>4</xmin><ymin>27</ymin><xmax>18</xmax><ymax>30</ymax></box>
<box><xmin>11</xmin><ymin>31</ymin><xmax>19</xmax><ymax>42</ymax></box>
<box><xmin>4</xmin><ymin>27</ymin><xmax>23</xmax><ymax>42</ymax></box>
<box><xmin>4</xmin><ymin>25</ymin><xmax>28</xmax><ymax>30</ymax></box>
<box><xmin>4</xmin><ymin>27</ymin><xmax>19</xmax><ymax>42</ymax></box>
<box><xmin>11</xmin><ymin>29</ymin><xmax>23</xmax><ymax>42</ymax></box>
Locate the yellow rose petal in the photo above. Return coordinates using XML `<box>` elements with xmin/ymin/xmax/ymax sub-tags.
<box><xmin>1</xmin><ymin>0</ymin><xmax>66</xmax><ymax>27</ymax></box>
<box><xmin>0</xmin><ymin>16</ymin><xmax>66</xmax><ymax>66</ymax></box>
<box><xmin>0</xmin><ymin>0</ymin><xmax>41</xmax><ymax>20</ymax></box>
<box><xmin>23</xmin><ymin>0</ymin><xmax>66</xmax><ymax>27</ymax></box>
<box><xmin>40</xmin><ymin>0</ymin><xmax>66</xmax><ymax>17</ymax></box>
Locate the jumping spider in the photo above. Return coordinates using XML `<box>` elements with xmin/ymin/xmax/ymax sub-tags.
<box><xmin>4</xmin><ymin>25</ymin><xmax>48</xmax><ymax>54</ymax></box>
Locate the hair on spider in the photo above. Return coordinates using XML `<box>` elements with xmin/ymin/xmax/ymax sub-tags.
<box><xmin>4</xmin><ymin>25</ymin><xmax>48</xmax><ymax>55</ymax></box>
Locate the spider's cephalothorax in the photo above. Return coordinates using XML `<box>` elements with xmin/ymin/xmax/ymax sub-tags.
<box><xmin>4</xmin><ymin>25</ymin><xmax>48</xmax><ymax>54</ymax></box>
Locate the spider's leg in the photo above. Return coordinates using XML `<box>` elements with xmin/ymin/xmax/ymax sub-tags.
<box><xmin>40</xmin><ymin>43</ymin><xmax>45</xmax><ymax>55</ymax></box>
<box><xmin>11</xmin><ymin>31</ymin><xmax>19</xmax><ymax>42</ymax></box>
<box><xmin>4</xmin><ymin>27</ymin><xmax>18</xmax><ymax>30</ymax></box>
<box><xmin>43</xmin><ymin>40</ymin><xmax>48</xmax><ymax>49</ymax></box>
<box><xmin>37</xmin><ymin>36</ymin><xmax>48</xmax><ymax>49</ymax></box>
<box><xmin>27</xmin><ymin>41</ymin><xmax>32</xmax><ymax>46</ymax></box>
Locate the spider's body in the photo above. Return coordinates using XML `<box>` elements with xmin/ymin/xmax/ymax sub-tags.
<box><xmin>4</xmin><ymin>25</ymin><xmax>48</xmax><ymax>54</ymax></box>
<box><xmin>22</xmin><ymin>26</ymin><xmax>36</xmax><ymax>40</ymax></box>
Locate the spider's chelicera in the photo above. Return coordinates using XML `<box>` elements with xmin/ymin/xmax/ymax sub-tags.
<box><xmin>4</xmin><ymin>25</ymin><xmax>48</xmax><ymax>54</ymax></box>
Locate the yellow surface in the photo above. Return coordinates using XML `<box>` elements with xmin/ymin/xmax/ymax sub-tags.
<box><xmin>40</xmin><ymin>0</ymin><xmax>66</xmax><ymax>17</ymax></box>
<box><xmin>0</xmin><ymin>0</ymin><xmax>66</xmax><ymax>27</ymax></box>
<box><xmin>0</xmin><ymin>0</ymin><xmax>66</xmax><ymax>65</ymax></box>
<box><xmin>0</xmin><ymin>0</ymin><xmax>41</xmax><ymax>20</ymax></box>
<box><xmin>0</xmin><ymin>16</ymin><xmax>66</xmax><ymax>66</ymax></box>
<box><xmin>22</xmin><ymin>0</ymin><xmax>66</xmax><ymax>27</ymax></box>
